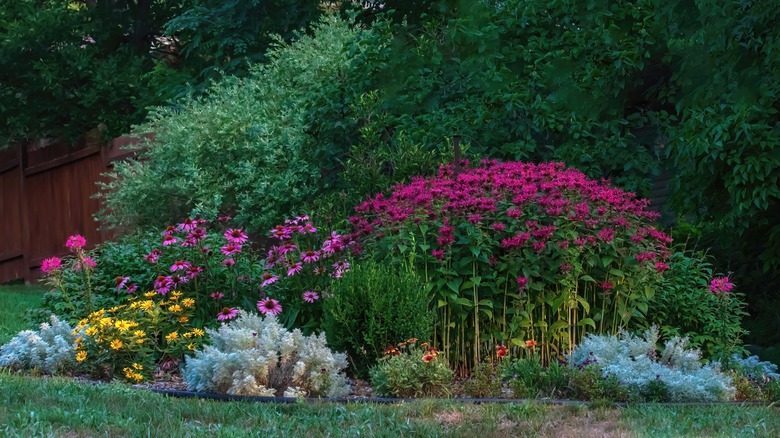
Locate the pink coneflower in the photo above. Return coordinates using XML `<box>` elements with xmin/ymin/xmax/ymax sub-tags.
<box><xmin>710</xmin><ymin>276</ymin><xmax>734</xmax><ymax>295</ymax></box>
<box><xmin>257</xmin><ymin>298</ymin><xmax>282</xmax><ymax>316</ymax></box>
<box><xmin>144</xmin><ymin>249</ymin><xmax>162</xmax><ymax>263</ymax></box>
<box><xmin>65</xmin><ymin>235</ymin><xmax>86</xmax><ymax>251</ymax></box>
<box><xmin>217</xmin><ymin>307</ymin><xmax>239</xmax><ymax>321</ymax></box>
<box><xmin>222</xmin><ymin>258</ymin><xmax>235</xmax><ymax>268</ymax></box>
<box><xmin>126</xmin><ymin>284</ymin><xmax>138</xmax><ymax>294</ymax></box>
<box><xmin>654</xmin><ymin>262</ymin><xmax>669</xmax><ymax>274</ymax></box>
<box><xmin>187</xmin><ymin>265</ymin><xmax>203</xmax><ymax>279</ymax></box>
<box><xmin>303</xmin><ymin>291</ymin><xmax>320</xmax><ymax>303</ymax></box>
<box><xmin>170</xmin><ymin>274</ymin><xmax>189</xmax><ymax>287</ymax></box>
<box><xmin>41</xmin><ymin>257</ymin><xmax>62</xmax><ymax>275</ymax></box>
<box><xmin>313</xmin><ymin>266</ymin><xmax>326</xmax><ymax>276</ymax></box>
<box><xmin>301</xmin><ymin>250</ymin><xmax>320</xmax><ymax>264</ymax></box>
<box><xmin>162</xmin><ymin>234</ymin><xmax>178</xmax><ymax>246</ymax></box>
<box><xmin>260</xmin><ymin>273</ymin><xmax>279</xmax><ymax>287</ymax></box>
<box><xmin>210</xmin><ymin>291</ymin><xmax>224</xmax><ymax>300</ymax></box>
<box><xmin>220</xmin><ymin>244</ymin><xmax>242</xmax><ymax>256</ymax></box>
<box><xmin>170</xmin><ymin>260</ymin><xmax>192</xmax><ymax>272</ymax></box>
<box><xmin>303</xmin><ymin>222</ymin><xmax>317</xmax><ymax>234</ymax></box>
<box><xmin>287</xmin><ymin>262</ymin><xmax>303</xmax><ymax>277</ymax></box>
<box><xmin>224</xmin><ymin>228</ymin><xmax>248</xmax><ymax>245</ymax></box>
<box><xmin>115</xmin><ymin>276</ymin><xmax>130</xmax><ymax>291</ymax></box>
<box><xmin>269</xmin><ymin>225</ymin><xmax>293</xmax><ymax>240</ymax></box>
<box><xmin>178</xmin><ymin>217</ymin><xmax>198</xmax><ymax>231</ymax></box>
<box><xmin>154</xmin><ymin>275</ymin><xmax>172</xmax><ymax>295</ymax></box>
<box><xmin>189</xmin><ymin>227</ymin><xmax>207</xmax><ymax>242</ymax></box>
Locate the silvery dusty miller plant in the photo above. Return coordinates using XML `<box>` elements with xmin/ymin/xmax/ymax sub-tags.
<box><xmin>183</xmin><ymin>311</ymin><xmax>349</xmax><ymax>398</ymax></box>
<box><xmin>0</xmin><ymin>315</ymin><xmax>77</xmax><ymax>374</ymax></box>
<box><xmin>568</xmin><ymin>327</ymin><xmax>735</xmax><ymax>402</ymax></box>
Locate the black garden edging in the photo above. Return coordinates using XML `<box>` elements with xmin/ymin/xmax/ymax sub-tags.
<box><xmin>146</xmin><ymin>388</ymin><xmax>779</xmax><ymax>408</ymax></box>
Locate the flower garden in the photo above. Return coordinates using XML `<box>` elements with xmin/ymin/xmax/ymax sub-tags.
<box><xmin>2</xmin><ymin>160</ymin><xmax>778</xmax><ymax>410</ymax></box>
<box><xmin>2</xmin><ymin>2</ymin><xmax>780</xmax><ymax>434</ymax></box>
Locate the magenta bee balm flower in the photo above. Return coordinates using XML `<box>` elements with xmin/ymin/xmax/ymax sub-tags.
<box><xmin>40</xmin><ymin>257</ymin><xmax>62</xmax><ymax>275</ymax></box>
<box><xmin>65</xmin><ymin>235</ymin><xmax>87</xmax><ymax>251</ymax></box>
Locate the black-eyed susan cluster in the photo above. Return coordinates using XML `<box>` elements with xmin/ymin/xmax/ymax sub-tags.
<box><xmin>74</xmin><ymin>290</ymin><xmax>206</xmax><ymax>382</ymax></box>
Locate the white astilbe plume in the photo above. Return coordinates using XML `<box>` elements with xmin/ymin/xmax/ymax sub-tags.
<box><xmin>183</xmin><ymin>311</ymin><xmax>349</xmax><ymax>398</ymax></box>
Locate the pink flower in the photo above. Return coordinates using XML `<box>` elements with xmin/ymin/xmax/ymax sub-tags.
<box><xmin>224</xmin><ymin>228</ymin><xmax>248</xmax><ymax>245</ymax></box>
<box><xmin>187</xmin><ymin>265</ymin><xmax>203</xmax><ymax>279</ymax></box>
<box><xmin>597</xmin><ymin>228</ymin><xmax>615</xmax><ymax>243</ymax></box>
<box><xmin>654</xmin><ymin>262</ymin><xmax>669</xmax><ymax>274</ymax></box>
<box><xmin>710</xmin><ymin>276</ymin><xmax>734</xmax><ymax>295</ymax></box>
<box><xmin>217</xmin><ymin>307</ymin><xmax>239</xmax><ymax>321</ymax></box>
<box><xmin>600</xmin><ymin>281</ymin><xmax>614</xmax><ymax>292</ymax></box>
<box><xmin>257</xmin><ymin>298</ymin><xmax>282</xmax><ymax>316</ymax></box>
<box><xmin>75</xmin><ymin>256</ymin><xmax>97</xmax><ymax>271</ymax></box>
<box><xmin>154</xmin><ymin>275</ymin><xmax>173</xmax><ymax>295</ymax></box>
<box><xmin>303</xmin><ymin>291</ymin><xmax>320</xmax><ymax>303</ymax></box>
<box><xmin>220</xmin><ymin>244</ymin><xmax>242</xmax><ymax>256</ymax></box>
<box><xmin>287</xmin><ymin>262</ymin><xmax>303</xmax><ymax>276</ymax></box>
<box><xmin>65</xmin><ymin>235</ymin><xmax>86</xmax><ymax>251</ymax></box>
<box><xmin>115</xmin><ymin>276</ymin><xmax>130</xmax><ymax>291</ymax></box>
<box><xmin>467</xmin><ymin>214</ymin><xmax>482</xmax><ymax>224</ymax></box>
<box><xmin>301</xmin><ymin>250</ymin><xmax>320</xmax><ymax>264</ymax></box>
<box><xmin>261</xmin><ymin>273</ymin><xmax>279</xmax><ymax>287</ymax></box>
<box><xmin>222</xmin><ymin>258</ymin><xmax>235</xmax><ymax>267</ymax></box>
<box><xmin>41</xmin><ymin>257</ymin><xmax>62</xmax><ymax>275</ymax></box>
<box><xmin>170</xmin><ymin>260</ymin><xmax>192</xmax><ymax>272</ymax></box>
<box><xmin>210</xmin><ymin>291</ymin><xmax>224</xmax><ymax>300</ymax></box>
<box><xmin>516</xmin><ymin>276</ymin><xmax>528</xmax><ymax>290</ymax></box>
<box><xmin>217</xmin><ymin>215</ymin><xmax>232</xmax><ymax>222</ymax></box>
<box><xmin>162</xmin><ymin>234</ymin><xmax>178</xmax><ymax>246</ymax></box>
<box><xmin>431</xmin><ymin>249</ymin><xmax>445</xmax><ymax>259</ymax></box>
<box><xmin>491</xmin><ymin>222</ymin><xmax>506</xmax><ymax>232</ymax></box>
<box><xmin>178</xmin><ymin>218</ymin><xmax>198</xmax><ymax>232</ymax></box>
<box><xmin>144</xmin><ymin>249</ymin><xmax>162</xmax><ymax>263</ymax></box>
<box><xmin>303</xmin><ymin>222</ymin><xmax>317</xmax><ymax>234</ymax></box>
<box><xmin>189</xmin><ymin>227</ymin><xmax>207</xmax><ymax>242</ymax></box>
<box><xmin>126</xmin><ymin>284</ymin><xmax>138</xmax><ymax>294</ymax></box>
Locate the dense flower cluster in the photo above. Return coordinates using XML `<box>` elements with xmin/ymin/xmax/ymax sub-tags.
<box><xmin>349</xmin><ymin>160</ymin><xmax>671</xmax><ymax>369</ymax></box>
<box><xmin>75</xmin><ymin>290</ymin><xmax>205</xmax><ymax>382</ymax></box>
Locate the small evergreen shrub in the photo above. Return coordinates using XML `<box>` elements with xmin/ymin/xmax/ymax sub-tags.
<box><xmin>568</xmin><ymin>327</ymin><xmax>735</xmax><ymax>402</ymax></box>
<box><xmin>323</xmin><ymin>261</ymin><xmax>432</xmax><ymax>377</ymax></box>
<box><xmin>183</xmin><ymin>311</ymin><xmax>349</xmax><ymax>398</ymax></box>
<box><xmin>648</xmin><ymin>248</ymin><xmax>748</xmax><ymax>359</ymax></box>
<box><xmin>0</xmin><ymin>315</ymin><xmax>77</xmax><ymax>374</ymax></box>
<box><xmin>370</xmin><ymin>341</ymin><xmax>452</xmax><ymax>398</ymax></box>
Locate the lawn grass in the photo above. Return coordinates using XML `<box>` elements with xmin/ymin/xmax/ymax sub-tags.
<box><xmin>0</xmin><ymin>283</ymin><xmax>46</xmax><ymax>345</ymax></box>
<box><xmin>1</xmin><ymin>284</ymin><xmax>778</xmax><ymax>437</ymax></box>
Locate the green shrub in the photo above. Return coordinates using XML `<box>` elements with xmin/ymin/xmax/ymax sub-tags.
<box><xmin>462</xmin><ymin>361</ymin><xmax>503</xmax><ymax>398</ymax></box>
<box><xmin>648</xmin><ymin>248</ymin><xmax>748</xmax><ymax>359</ymax></box>
<box><xmin>323</xmin><ymin>261</ymin><xmax>432</xmax><ymax>377</ymax></box>
<box><xmin>568</xmin><ymin>365</ymin><xmax>632</xmax><ymax>402</ymax></box>
<box><xmin>97</xmin><ymin>17</ymin><xmax>363</xmax><ymax>233</ymax></box>
<box><xmin>640</xmin><ymin>378</ymin><xmax>672</xmax><ymax>403</ymax></box>
<box><xmin>500</xmin><ymin>356</ymin><xmax>572</xmax><ymax>399</ymax></box>
<box><xmin>369</xmin><ymin>342</ymin><xmax>452</xmax><ymax>398</ymax></box>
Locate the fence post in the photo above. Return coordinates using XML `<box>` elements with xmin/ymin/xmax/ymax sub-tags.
<box><xmin>17</xmin><ymin>144</ymin><xmax>32</xmax><ymax>284</ymax></box>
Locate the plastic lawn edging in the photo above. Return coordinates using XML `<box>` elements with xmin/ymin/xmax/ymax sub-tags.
<box><xmin>145</xmin><ymin>387</ymin><xmax>780</xmax><ymax>407</ymax></box>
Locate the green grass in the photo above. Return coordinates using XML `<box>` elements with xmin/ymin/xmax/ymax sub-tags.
<box><xmin>0</xmin><ymin>284</ymin><xmax>778</xmax><ymax>437</ymax></box>
<box><xmin>0</xmin><ymin>284</ymin><xmax>46</xmax><ymax>345</ymax></box>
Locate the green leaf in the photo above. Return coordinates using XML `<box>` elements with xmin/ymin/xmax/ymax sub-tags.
<box><xmin>577</xmin><ymin>318</ymin><xmax>596</xmax><ymax>329</ymax></box>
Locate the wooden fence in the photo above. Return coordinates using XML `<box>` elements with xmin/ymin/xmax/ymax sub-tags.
<box><xmin>0</xmin><ymin>135</ymin><xmax>141</xmax><ymax>284</ymax></box>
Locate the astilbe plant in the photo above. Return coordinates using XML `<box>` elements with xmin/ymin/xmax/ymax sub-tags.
<box><xmin>348</xmin><ymin>160</ymin><xmax>671</xmax><ymax>371</ymax></box>
<box><xmin>182</xmin><ymin>311</ymin><xmax>350</xmax><ymax>398</ymax></box>
<box><xmin>0</xmin><ymin>315</ymin><xmax>77</xmax><ymax>375</ymax></box>
<box><xmin>568</xmin><ymin>327</ymin><xmax>735</xmax><ymax>402</ymax></box>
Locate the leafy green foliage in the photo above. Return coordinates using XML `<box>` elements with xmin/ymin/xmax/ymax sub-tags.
<box><xmin>647</xmin><ymin>248</ymin><xmax>748</xmax><ymax>359</ymax></box>
<box><xmin>97</xmin><ymin>17</ymin><xmax>361</xmax><ymax>232</ymax></box>
<box><xmin>369</xmin><ymin>342</ymin><xmax>452</xmax><ymax>398</ymax></box>
<box><xmin>323</xmin><ymin>261</ymin><xmax>432</xmax><ymax>377</ymax></box>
